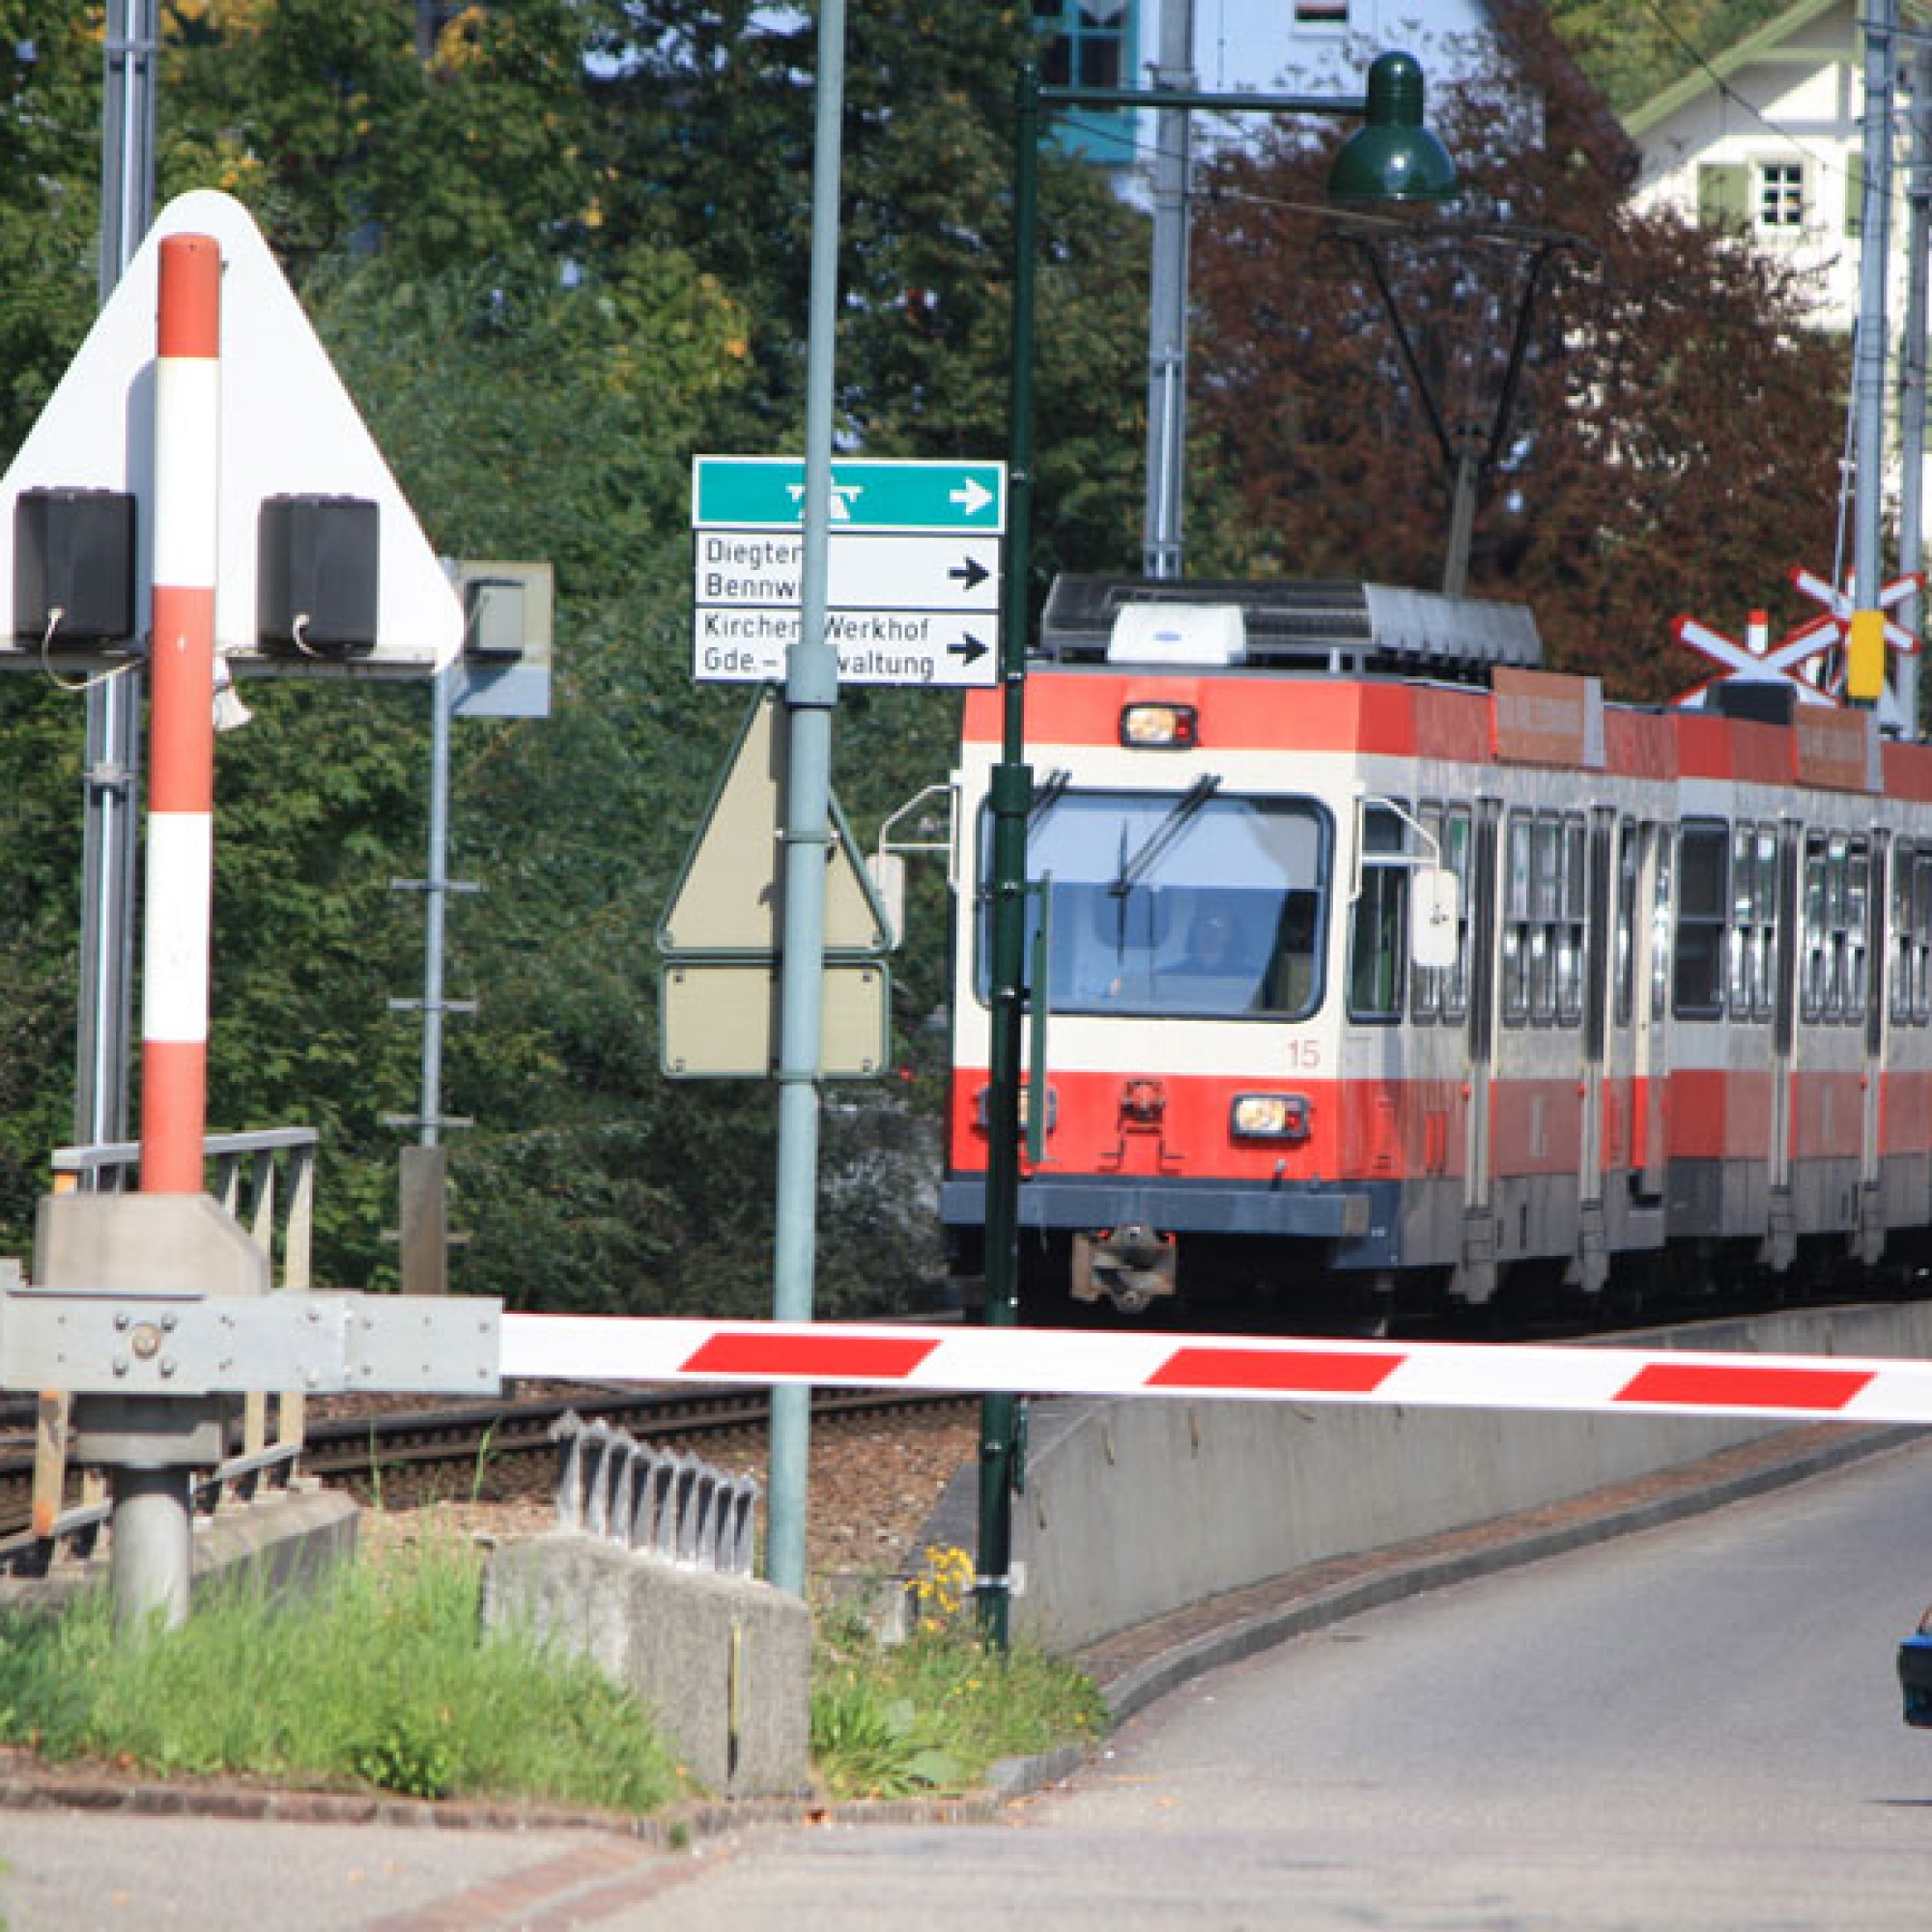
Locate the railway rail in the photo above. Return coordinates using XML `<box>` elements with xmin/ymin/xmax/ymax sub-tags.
<box><xmin>0</xmin><ymin>1383</ymin><xmax>980</xmax><ymax>1547</ymax></box>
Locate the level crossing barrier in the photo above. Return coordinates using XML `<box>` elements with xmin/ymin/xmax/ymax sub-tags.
<box><xmin>28</xmin><ymin>1128</ymin><xmax>317</xmax><ymax>1556</ymax></box>
<box><xmin>498</xmin><ymin>1314</ymin><xmax>1932</xmax><ymax>1426</ymax></box>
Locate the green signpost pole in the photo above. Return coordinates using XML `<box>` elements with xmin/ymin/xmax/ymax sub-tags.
<box><xmin>768</xmin><ymin>0</ymin><xmax>849</xmax><ymax>1598</ymax></box>
<box><xmin>976</xmin><ymin>53</ymin><xmax>1457</xmax><ymax>1648</ymax></box>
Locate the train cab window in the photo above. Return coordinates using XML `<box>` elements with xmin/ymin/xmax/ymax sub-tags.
<box><xmin>1348</xmin><ymin>805</ymin><xmax>1408</xmax><ymax>1023</ymax></box>
<box><xmin>1673</xmin><ymin>820</ymin><xmax>1727</xmax><ymax>1020</ymax></box>
<box><xmin>1503</xmin><ymin>809</ymin><xmax>1586</xmax><ymax>1028</ymax></box>
<box><xmin>1727</xmin><ymin>823</ymin><xmax>1778</xmax><ymax>1025</ymax></box>
<box><xmin>993</xmin><ymin>786</ymin><xmax>1331</xmax><ymax>1020</ymax></box>
<box><xmin>1410</xmin><ymin>801</ymin><xmax>1472</xmax><ymax>1025</ymax></box>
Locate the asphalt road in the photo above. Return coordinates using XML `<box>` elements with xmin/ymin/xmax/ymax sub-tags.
<box><xmin>10</xmin><ymin>1438</ymin><xmax>1932</xmax><ymax>1929</ymax></box>
<box><xmin>632</xmin><ymin>1435</ymin><xmax>1932</xmax><ymax>1930</ymax></box>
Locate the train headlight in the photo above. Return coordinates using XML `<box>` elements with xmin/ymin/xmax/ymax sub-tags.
<box><xmin>1231</xmin><ymin>1093</ymin><xmax>1311</xmax><ymax>1143</ymax></box>
<box><xmin>1120</xmin><ymin>702</ymin><xmax>1199</xmax><ymax>749</ymax></box>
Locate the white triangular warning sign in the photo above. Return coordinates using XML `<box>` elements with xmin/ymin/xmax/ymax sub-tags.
<box><xmin>0</xmin><ymin>188</ymin><xmax>460</xmax><ymax>672</ymax></box>
<box><xmin>658</xmin><ymin>688</ymin><xmax>893</xmax><ymax>956</ymax></box>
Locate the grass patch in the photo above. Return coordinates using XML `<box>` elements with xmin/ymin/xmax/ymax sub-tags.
<box><xmin>0</xmin><ymin>1535</ymin><xmax>1105</xmax><ymax>1812</ymax></box>
<box><xmin>0</xmin><ymin>1537</ymin><xmax>686</xmax><ymax>1813</ymax></box>
<box><xmin>810</xmin><ymin>1548</ymin><xmax>1107</xmax><ymax>1801</ymax></box>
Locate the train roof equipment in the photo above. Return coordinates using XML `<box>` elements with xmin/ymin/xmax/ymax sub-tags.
<box><xmin>1037</xmin><ymin>575</ymin><xmax>1544</xmax><ymax>681</ymax></box>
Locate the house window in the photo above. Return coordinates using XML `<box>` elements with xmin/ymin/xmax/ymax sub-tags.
<box><xmin>1756</xmin><ymin>161</ymin><xmax>1805</xmax><ymax>231</ymax></box>
<box><xmin>1295</xmin><ymin>0</ymin><xmax>1350</xmax><ymax>21</ymax></box>
<box><xmin>1035</xmin><ymin>0</ymin><xmax>1127</xmax><ymax>90</ymax></box>
<box><xmin>1032</xmin><ymin>0</ymin><xmax>1137</xmax><ymax>161</ymax></box>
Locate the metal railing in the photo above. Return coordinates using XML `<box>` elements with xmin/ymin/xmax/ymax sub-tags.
<box><xmin>551</xmin><ymin>1411</ymin><xmax>760</xmax><ymax>1578</ymax></box>
<box><xmin>23</xmin><ymin>1128</ymin><xmax>319</xmax><ymax>1568</ymax></box>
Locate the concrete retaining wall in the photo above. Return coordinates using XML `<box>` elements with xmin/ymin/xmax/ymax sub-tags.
<box><xmin>483</xmin><ymin>1534</ymin><xmax>812</xmax><ymax>1800</ymax></box>
<box><xmin>980</xmin><ymin>1302</ymin><xmax>1932</xmax><ymax>1652</ymax></box>
<box><xmin>0</xmin><ymin>1486</ymin><xmax>359</xmax><ymax>1620</ymax></box>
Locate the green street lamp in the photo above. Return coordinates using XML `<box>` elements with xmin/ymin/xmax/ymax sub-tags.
<box><xmin>975</xmin><ymin>53</ymin><xmax>1460</xmax><ymax>1649</ymax></box>
<box><xmin>1327</xmin><ymin>51</ymin><xmax>1460</xmax><ymax>204</ymax></box>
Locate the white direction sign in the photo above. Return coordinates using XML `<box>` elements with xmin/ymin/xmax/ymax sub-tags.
<box><xmin>691</xmin><ymin>455</ymin><xmax>1005</xmax><ymax>687</ymax></box>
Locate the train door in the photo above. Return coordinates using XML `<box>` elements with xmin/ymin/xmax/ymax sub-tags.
<box><xmin>1455</xmin><ymin>797</ymin><xmax>1503</xmax><ymax>1304</ymax></box>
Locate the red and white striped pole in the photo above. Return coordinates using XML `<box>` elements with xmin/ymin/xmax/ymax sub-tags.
<box><xmin>140</xmin><ymin>232</ymin><xmax>221</xmax><ymax>1195</ymax></box>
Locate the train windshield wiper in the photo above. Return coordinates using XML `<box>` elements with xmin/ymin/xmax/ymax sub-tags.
<box><xmin>1110</xmin><ymin>775</ymin><xmax>1221</xmax><ymax>896</ymax></box>
<box><xmin>1029</xmin><ymin>768</ymin><xmax>1071</xmax><ymax>829</ymax></box>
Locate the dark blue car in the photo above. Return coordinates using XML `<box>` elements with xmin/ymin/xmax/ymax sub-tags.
<box><xmin>1898</xmin><ymin>1608</ymin><xmax>1932</xmax><ymax>1726</ymax></box>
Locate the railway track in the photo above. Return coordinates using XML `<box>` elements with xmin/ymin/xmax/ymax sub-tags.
<box><xmin>0</xmin><ymin>1384</ymin><xmax>980</xmax><ymax>1541</ymax></box>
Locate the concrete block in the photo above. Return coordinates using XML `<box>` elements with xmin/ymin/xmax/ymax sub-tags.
<box><xmin>483</xmin><ymin>1533</ymin><xmax>812</xmax><ymax>1800</ymax></box>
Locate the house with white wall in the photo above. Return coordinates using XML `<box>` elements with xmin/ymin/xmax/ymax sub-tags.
<box><xmin>1623</xmin><ymin>0</ymin><xmax>1924</xmax><ymax>333</ymax></box>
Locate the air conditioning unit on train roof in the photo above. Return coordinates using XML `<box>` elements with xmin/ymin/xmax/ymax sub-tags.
<box><xmin>1106</xmin><ymin>602</ymin><xmax>1247</xmax><ymax>666</ymax></box>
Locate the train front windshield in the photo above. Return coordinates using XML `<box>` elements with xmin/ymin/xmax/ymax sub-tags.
<box><xmin>980</xmin><ymin>786</ymin><xmax>1331</xmax><ymax>1019</ymax></box>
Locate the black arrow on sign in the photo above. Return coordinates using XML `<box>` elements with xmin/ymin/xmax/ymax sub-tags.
<box><xmin>949</xmin><ymin>555</ymin><xmax>991</xmax><ymax>593</ymax></box>
<box><xmin>949</xmin><ymin>632</ymin><xmax>990</xmax><ymax>667</ymax></box>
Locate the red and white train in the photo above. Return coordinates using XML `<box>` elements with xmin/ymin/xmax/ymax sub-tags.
<box><xmin>940</xmin><ymin>576</ymin><xmax>1932</xmax><ymax>1327</ymax></box>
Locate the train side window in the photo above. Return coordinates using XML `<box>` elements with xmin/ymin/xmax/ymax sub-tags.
<box><xmin>1753</xmin><ymin>826</ymin><xmax>1779</xmax><ymax>1022</ymax></box>
<box><xmin>1891</xmin><ymin>840</ymin><xmax>1925</xmax><ymax>1026</ymax></box>
<box><xmin>1502</xmin><ymin>812</ymin><xmax>1533</xmax><ymax>1025</ymax></box>
<box><xmin>1556</xmin><ymin>813</ymin><xmax>1587</xmax><ymax>1027</ymax></box>
<box><xmin>1844</xmin><ymin>837</ymin><xmax>1871</xmax><ymax>1022</ymax></box>
<box><xmin>1348</xmin><ymin>804</ymin><xmax>1408</xmax><ymax>1023</ymax></box>
<box><xmin>1651</xmin><ymin>832</ymin><xmax>1674</xmax><ymax>1023</ymax></box>
<box><xmin>1727</xmin><ymin>822</ymin><xmax>1777</xmax><ymax>1024</ymax></box>
<box><xmin>1411</xmin><ymin>803</ymin><xmax>1443</xmax><ymax>1022</ymax></box>
<box><xmin>1909</xmin><ymin>854</ymin><xmax>1924</xmax><ymax>1020</ymax></box>
<box><xmin>1613</xmin><ymin>818</ymin><xmax>1638</xmax><ymax>1028</ymax></box>
<box><xmin>1802</xmin><ymin>830</ymin><xmax>1846</xmax><ymax>1022</ymax></box>
<box><xmin>1673</xmin><ymin>819</ymin><xmax>1728</xmax><ymax>1020</ymax></box>
<box><xmin>1439</xmin><ymin>803</ymin><xmax>1472</xmax><ymax>1022</ymax></box>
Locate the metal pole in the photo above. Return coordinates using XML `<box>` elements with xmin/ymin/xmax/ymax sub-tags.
<box><xmin>421</xmin><ymin>665</ymin><xmax>454</xmax><ymax>1148</ymax></box>
<box><xmin>1853</xmin><ymin>0</ymin><xmax>1897</xmax><ymax>640</ymax></box>
<box><xmin>109</xmin><ymin>1465</ymin><xmax>192</xmax><ymax>1632</ymax></box>
<box><xmin>978</xmin><ymin>65</ymin><xmax>1043</xmax><ymax>1650</ymax></box>
<box><xmin>1900</xmin><ymin>43</ymin><xmax>1931</xmax><ymax>736</ymax></box>
<box><xmin>78</xmin><ymin>0</ymin><xmax>157</xmax><ymax>1159</ymax></box>
<box><xmin>117</xmin><ymin>230</ymin><xmax>222</xmax><ymax>1629</ymax></box>
<box><xmin>767</xmin><ymin>0</ymin><xmax>849</xmax><ymax>1598</ymax></box>
<box><xmin>1143</xmin><ymin>0</ymin><xmax>1196</xmax><ymax>580</ymax></box>
<box><xmin>141</xmin><ymin>233</ymin><xmax>221</xmax><ymax>1196</ymax></box>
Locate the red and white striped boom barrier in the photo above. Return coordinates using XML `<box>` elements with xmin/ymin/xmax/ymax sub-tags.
<box><xmin>500</xmin><ymin>1315</ymin><xmax>1932</xmax><ymax>1426</ymax></box>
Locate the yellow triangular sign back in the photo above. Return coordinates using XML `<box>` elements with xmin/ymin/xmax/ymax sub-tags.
<box><xmin>658</xmin><ymin>689</ymin><xmax>892</xmax><ymax>957</ymax></box>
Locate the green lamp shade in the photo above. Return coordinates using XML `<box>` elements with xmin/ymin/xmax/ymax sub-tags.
<box><xmin>1327</xmin><ymin>51</ymin><xmax>1460</xmax><ymax>203</ymax></box>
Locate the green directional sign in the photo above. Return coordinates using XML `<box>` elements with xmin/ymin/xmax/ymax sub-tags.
<box><xmin>693</xmin><ymin>455</ymin><xmax>1007</xmax><ymax>534</ymax></box>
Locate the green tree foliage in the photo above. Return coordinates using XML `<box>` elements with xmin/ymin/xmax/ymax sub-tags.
<box><xmin>4</xmin><ymin>1</ymin><xmax>1846</xmax><ymax>1318</ymax></box>
<box><xmin>1185</xmin><ymin>34</ymin><xmax>1847</xmax><ymax>699</ymax></box>
<box><xmin>1548</xmin><ymin>0</ymin><xmax>1796</xmax><ymax>114</ymax></box>
<box><xmin>0</xmin><ymin>0</ymin><xmax>1151</xmax><ymax>1316</ymax></box>
<box><xmin>0</xmin><ymin>5</ymin><xmax>99</xmax><ymax>453</ymax></box>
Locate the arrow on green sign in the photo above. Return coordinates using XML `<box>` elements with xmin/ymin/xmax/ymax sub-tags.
<box><xmin>694</xmin><ymin>455</ymin><xmax>1007</xmax><ymax>533</ymax></box>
